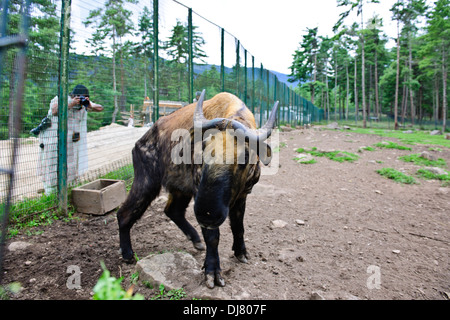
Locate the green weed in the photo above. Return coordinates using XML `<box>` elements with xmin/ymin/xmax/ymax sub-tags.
<box><xmin>399</xmin><ymin>154</ymin><xmax>447</xmax><ymax>168</ymax></box>
<box><xmin>376</xmin><ymin>168</ymin><xmax>417</xmax><ymax>184</ymax></box>
<box><xmin>151</xmin><ymin>284</ymin><xmax>187</xmax><ymax>300</ymax></box>
<box><xmin>293</xmin><ymin>157</ymin><xmax>317</xmax><ymax>164</ymax></box>
<box><xmin>295</xmin><ymin>147</ymin><xmax>359</xmax><ymax>163</ymax></box>
<box><xmin>350</xmin><ymin>127</ymin><xmax>450</xmax><ymax>149</ymax></box>
<box><xmin>358</xmin><ymin>146</ymin><xmax>376</xmax><ymax>152</ymax></box>
<box><xmin>373</xmin><ymin>141</ymin><xmax>412</xmax><ymax>150</ymax></box>
<box><xmin>416</xmin><ymin>168</ymin><xmax>450</xmax><ymax>181</ymax></box>
<box><xmin>93</xmin><ymin>262</ymin><xmax>144</xmax><ymax>300</ymax></box>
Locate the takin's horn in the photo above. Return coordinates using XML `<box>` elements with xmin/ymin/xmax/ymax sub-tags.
<box><xmin>193</xmin><ymin>89</ymin><xmax>279</xmax><ymax>142</ymax></box>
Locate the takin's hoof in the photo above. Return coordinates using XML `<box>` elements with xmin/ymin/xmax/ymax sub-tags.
<box><xmin>205</xmin><ymin>272</ymin><xmax>225</xmax><ymax>289</ymax></box>
<box><xmin>122</xmin><ymin>256</ymin><xmax>136</xmax><ymax>264</ymax></box>
<box><xmin>236</xmin><ymin>253</ymin><xmax>249</xmax><ymax>264</ymax></box>
<box><xmin>193</xmin><ymin>241</ymin><xmax>205</xmax><ymax>251</ymax></box>
<box><xmin>119</xmin><ymin>249</ymin><xmax>136</xmax><ymax>264</ymax></box>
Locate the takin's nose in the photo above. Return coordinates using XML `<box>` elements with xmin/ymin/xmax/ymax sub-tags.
<box><xmin>195</xmin><ymin>208</ymin><xmax>228</xmax><ymax>229</ymax></box>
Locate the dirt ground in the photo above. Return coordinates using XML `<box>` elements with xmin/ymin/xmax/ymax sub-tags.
<box><xmin>2</xmin><ymin>126</ymin><xmax>449</xmax><ymax>300</ymax></box>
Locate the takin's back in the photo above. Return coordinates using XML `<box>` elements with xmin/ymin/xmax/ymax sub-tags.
<box><xmin>158</xmin><ymin>92</ymin><xmax>257</xmax><ymax>135</ymax></box>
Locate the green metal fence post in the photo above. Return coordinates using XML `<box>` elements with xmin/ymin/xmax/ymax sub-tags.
<box><xmin>153</xmin><ymin>0</ymin><xmax>159</xmax><ymax>120</ymax></box>
<box><xmin>235</xmin><ymin>40</ymin><xmax>240</xmax><ymax>97</ymax></box>
<box><xmin>266</xmin><ymin>69</ymin><xmax>269</xmax><ymax>124</ymax></box>
<box><xmin>260</xmin><ymin>63</ymin><xmax>263</xmax><ymax>128</ymax></box>
<box><xmin>221</xmin><ymin>28</ymin><xmax>224</xmax><ymax>92</ymax></box>
<box><xmin>57</xmin><ymin>0</ymin><xmax>71</xmax><ymax>215</ymax></box>
<box><xmin>188</xmin><ymin>8</ymin><xmax>193</xmax><ymax>103</ymax></box>
<box><xmin>244</xmin><ymin>49</ymin><xmax>247</xmax><ymax>105</ymax></box>
<box><xmin>251</xmin><ymin>56</ymin><xmax>255</xmax><ymax>114</ymax></box>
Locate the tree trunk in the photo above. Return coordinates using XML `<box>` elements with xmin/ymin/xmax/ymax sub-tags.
<box><xmin>326</xmin><ymin>72</ymin><xmax>330</xmax><ymax>122</ymax></box>
<box><xmin>394</xmin><ymin>19</ymin><xmax>400</xmax><ymax>130</ymax></box>
<box><xmin>443</xmin><ymin>46</ymin><xmax>447</xmax><ymax>133</ymax></box>
<box><xmin>435</xmin><ymin>73</ymin><xmax>440</xmax><ymax>128</ymax></box>
<box><xmin>120</xmin><ymin>46</ymin><xmax>126</xmax><ymax>113</ymax></box>
<box><xmin>368</xmin><ymin>64</ymin><xmax>372</xmax><ymax>120</ymax></box>
<box><xmin>409</xmin><ymin>38</ymin><xmax>415</xmax><ymax>126</ymax></box>
<box><xmin>374</xmin><ymin>49</ymin><xmax>380</xmax><ymax>120</ymax></box>
<box><xmin>361</xmin><ymin>7</ymin><xmax>367</xmax><ymax>128</ymax></box>
<box><xmin>312</xmin><ymin>53</ymin><xmax>317</xmax><ymax>104</ymax></box>
<box><xmin>335</xmin><ymin>56</ymin><xmax>338</xmax><ymax>122</ymax></box>
<box><xmin>346</xmin><ymin>63</ymin><xmax>349</xmax><ymax>120</ymax></box>
<box><xmin>111</xmin><ymin>28</ymin><xmax>118</xmax><ymax>124</ymax></box>
<box><xmin>354</xmin><ymin>58</ymin><xmax>359</xmax><ymax>123</ymax></box>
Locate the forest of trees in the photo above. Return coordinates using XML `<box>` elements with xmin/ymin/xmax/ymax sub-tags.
<box><xmin>289</xmin><ymin>0</ymin><xmax>449</xmax><ymax>131</ymax></box>
<box><xmin>2</xmin><ymin>0</ymin><xmax>281</xmax><ymax>139</ymax></box>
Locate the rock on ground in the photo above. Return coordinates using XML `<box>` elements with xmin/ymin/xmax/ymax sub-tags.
<box><xmin>135</xmin><ymin>251</ymin><xmax>202</xmax><ymax>292</ymax></box>
<box><xmin>135</xmin><ymin>251</ymin><xmax>251</xmax><ymax>300</ymax></box>
<box><xmin>8</xmin><ymin>241</ymin><xmax>32</xmax><ymax>252</ymax></box>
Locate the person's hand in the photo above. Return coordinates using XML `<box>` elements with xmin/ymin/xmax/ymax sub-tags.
<box><xmin>85</xmin><ymin>96</ymin><xmax>93</xmax><ymax>110</ymax></box>
<box><xmin>69</xmin><ymin>96</ymin><xmax>81</xmax><ymax>109</ymax></box>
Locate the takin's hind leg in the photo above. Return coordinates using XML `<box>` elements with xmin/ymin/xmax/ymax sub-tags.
<box><xmin>117</xmin><ymin>156</ymin><xmax>161</xmax><ymax>262</ymax></box>
<box><xmin>117</xmin><ymin>181</ymin><xmax>160</xmax><ymax>263</ymax></box>
<box><xmin>164</xmin><ymin>192</ymin><xmax>205</xmax><ymax>251</ymax></box>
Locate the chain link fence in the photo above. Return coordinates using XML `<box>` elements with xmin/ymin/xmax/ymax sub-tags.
<box><xmin>0</xmin><ymin>0</ymin><xmax>321</xmax><ymax>227</ymax></box>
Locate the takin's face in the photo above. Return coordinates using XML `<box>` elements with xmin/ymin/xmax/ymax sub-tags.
<box><xmin>193</xmin><ymin>130</ymin><xmax>265</xmax><ymax>229</ymax></box>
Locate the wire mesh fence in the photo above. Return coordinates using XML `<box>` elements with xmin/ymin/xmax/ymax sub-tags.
<box><xmin>0</xmin><ymin>0</ymin><xmax>321</xmax><ymax>227</ymax></box>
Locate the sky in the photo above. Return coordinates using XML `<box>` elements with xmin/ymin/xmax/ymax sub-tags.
<box><xmin>175</xmin><ymin>0</ymin><xmax>400</xmax><ymax>74</ymax></box>
<box><xmin>70</xmin><ymin>0</ymin><xmax>432</xmax><ymax>76</ymax></box>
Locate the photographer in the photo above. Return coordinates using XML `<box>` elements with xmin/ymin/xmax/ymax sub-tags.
<box><xmin>37</xmin><ymin>84</ymin><xmax>103</xmax><ymax>195</ymax></box>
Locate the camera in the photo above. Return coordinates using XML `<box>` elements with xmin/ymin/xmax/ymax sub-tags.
<box><xmin>30</xmin><ymin>116</ymin><xmax>52</xmax><ymax>136</ymax></box>
<box><xmin>79</xmin><ymin>95</ymin><xmax>90</xmax><ymax>107</ymax></box>
<box><xmin>73</xmin><ymin>95</ymin><xmax>90</xmax><ymax>110</ymax></box>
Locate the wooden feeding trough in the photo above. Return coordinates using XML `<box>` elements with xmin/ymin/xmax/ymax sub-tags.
<box><xmin>72</xmin><ymin>179</ymin><xmax>127</xmax><ymax>215</ymax></box>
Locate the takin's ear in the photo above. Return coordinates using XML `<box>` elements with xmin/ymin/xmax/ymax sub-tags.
<box><xmin>257</xmin><ymin>142</ymin><xmax>272</xmax><ymax>165</ymax></box>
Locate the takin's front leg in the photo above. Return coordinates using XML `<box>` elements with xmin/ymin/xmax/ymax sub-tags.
<box><xmin>201</xmin><ymin>227</ymin><xmax>225</xmax><ymax>289</ymax></box>
<box><xmin>164</xmin><ymin>192</ymin><xmax>204</xmax><ymax>251</ymax></box>
<box><xmin>229</xmin><ymin>197</ymin><xmax>249</xmax><ymax>263</ymax></box>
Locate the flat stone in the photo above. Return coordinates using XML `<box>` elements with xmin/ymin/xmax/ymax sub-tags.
<box><xmin>270</xmin><ymin>220</ymin><xmax>288</xmax><ymax>229</ymax></box>
<box><xmin>8</xmin><ymin>241</ymin><xmax>32</xmax><ymax>252</ymax></box>
<box><xmin>136</xmin><ymin>251</ymin><xmax>202</xmax><ymax>292</ymax></box>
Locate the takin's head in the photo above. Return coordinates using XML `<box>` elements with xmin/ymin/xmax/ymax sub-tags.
<box><xmin>191</xmin><ymin>90</ymin><xmax>278</xmax><ymax>229</ymax></box>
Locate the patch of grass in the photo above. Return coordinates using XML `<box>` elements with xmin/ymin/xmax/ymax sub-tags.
<box><xmin>417</xmin><ymin>168</ymin><xmax>450</xmax><ymax>181</ymax></box>
<box><xmin>93</xmin><ymin>262</ymin><xmax>144</xmax><ymax>300</ymax></box>
<box><xmin>376</xmin><ymin>168</ymin><xmax>417</xmax><ymax>184</ymax></box>
<box><xmin>273</xmin><ymin>142</ymin><xmax>287</xmax><ymax>153</ymax></box>
<box><xmin>295</xmin><ymin>147</ymin><xmax>359</xmax><ymax>163</ymax></box>
<box><xmin>5</xmin><ymin>193</ymin><xmax>71</xmax><ymax>238</ymax></box>
<box><xmin>399</xmin><ymin>154</ymin><xmax>447</xmax><ymax>168</ymax></box>
<box><xmin>310</xmin><ymin>149</ymin><xmax>359</xmax><ymax>163</ymax></box>
<box><xmin>293</xmin><ymin>157</ymin><xmax>317</xmax><ymax>164</ymax></box>
<box><xmin>358</xmin><ymin>146</ymin><xmax>376</xmax><ymax>152</ymax></box>
<box><xmin>151</xmin><ymin>284</ymin><xmax>187</xmax><ymax>300</ymax></box>
<box><xmin>350</xmin><ymin>127</ymin><xmax>450</xmax><ymax>148</ymax></box>
<box><xmin>373</xmin><ymin>141</ymin><xmax>412</xmax><ymax>150</ymax></box>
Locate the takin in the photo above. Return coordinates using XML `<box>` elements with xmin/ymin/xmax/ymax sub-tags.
<box><xmin>117</xmin><ymin>90</ymin><xmax>278</xmax><ymax>289</ymax></box>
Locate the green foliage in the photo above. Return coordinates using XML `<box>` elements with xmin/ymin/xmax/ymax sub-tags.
<box><xmin>295</xmin><ymin>147</ymin><xmax>359</xmax><ymax>163</ymax></box>
<box><xmin>0</xmin><ymin>282</ymin><xmax>22</xmax><ymax>300</ymax></box>
<box><xmin>359</xmin><ymin>146</ymin><xmax>376</xmax><ymax>152</ymax></box>
<box><xmin>349</xmin><ymin>127</ymin><xmax>450</xmax><ymax>148</ymax></box>
<box><xmin>399</xmin><ymin>153</ymin><xmax>447</xmax><ymax>167</ymax></box>
<box><xmin>150</xmin><ymin>284</ymin><xmax>187</xmax><ymax>300</ymax></box>
<box><xmin>93</xmin><ymin>261</ymin><xmax>144</xmax><ymax>300</ymax></box>
<box><xmin>5</xmin><ymin>192</ymin><xmax>62</xmax><ymax>237</ymax></box>
<box><xmin>377</xmin><ymin>168</ymin><xmax>417</xmax><ymax>184</ymax></box>
<box><xmin>373</xmin><ymin>141</ymin><xmax>412</xmax><ymax>150</ymax></box>
<box><xmin>417</xmin><ymin>168</ymin><xmax>450</xmax><ymax>181</ymax></box>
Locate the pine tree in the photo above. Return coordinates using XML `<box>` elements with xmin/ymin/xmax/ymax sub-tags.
<box><xmin>84</xmin><ymin>0</ymin><xmax>138</xmax><ymax>123</ymax></box>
